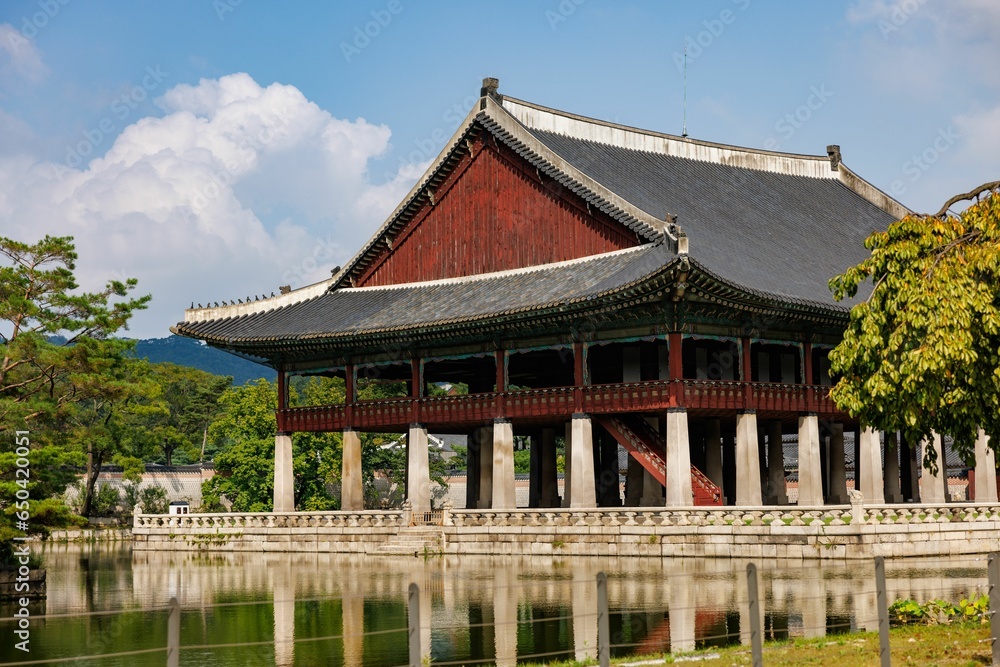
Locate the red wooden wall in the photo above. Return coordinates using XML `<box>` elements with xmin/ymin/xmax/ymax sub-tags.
<box><xmin>356</xmin><ymin>140</ymin><xmax>641</xmax><ymax>287</ymax></box>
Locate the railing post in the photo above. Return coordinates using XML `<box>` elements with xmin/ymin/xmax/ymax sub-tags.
<box><xmin>596</xmin><ymin>571</ymin><xmax>610</xmax><ymax>667</ymax></box>
<box><xmin>746</xmin><ymin>563</ymin><xmax>763</xmax><ymax>667</ymax></box>
<box><xmin>874</xmin><ymin>556</ymin><xmax>891</xmax><ymax>667</ymax></box>
<box><xmin>167</xmin><ymin>596</ymin><xmax>180</xmax><ymax>667</ymax></box>
<box><xmin>989</xmin><ymin>552</ymin><xmax>1000</xmax><ymax>666</ymax></box>
<box><xmin>408</xmin><ymin>582</ymin><xmax>423</xmax><ymax>667</ymax></box>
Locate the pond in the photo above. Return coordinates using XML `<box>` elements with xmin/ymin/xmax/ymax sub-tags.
<box><xmin>0</xmin><ymin>542</ymin><xmax>988</xmax><ymax>666</ymax></box>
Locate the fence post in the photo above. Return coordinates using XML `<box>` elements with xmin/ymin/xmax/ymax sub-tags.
<box><xmin>989</xmin><ymin>552</ymin><xmax>1000</xmax><ymax>667</ymax></box>
<box><xmin>874</xmin><ymin>556</ymin><xmax>891</xmax><ymax>667</ymax></box>
<box><xmin>596</xmin><ymin>572</ymin><xmax>610</xmax><ymax>667</ymax></box>
<box><xmin>746</xmin><ymin>563</ymin><xmax>763</xmax><ymax>667</ymax></box>
<box><xmin>167</xmin><ymin>597</ymin><xmax>180</xmax><ymax>667</ymax></box>
<box><xmin>408</xmin><ymin>582</ymin><xmax>422</xmax><ymax>667</ymax></box>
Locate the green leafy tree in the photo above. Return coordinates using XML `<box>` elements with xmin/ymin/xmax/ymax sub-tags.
<box><xmin>829</xmin><ymin>182</ymin><xmax>1000</xmax><ymax>468</ymax></box>
<box><xmin>0</xmin><ymin>235</ymin><xmax>149</xmax><ymax>528</ymax></box>
<box><xmin>146</xmin><ymin>363</ymin><xmax>231</xmax><ymax>465</ymax></box>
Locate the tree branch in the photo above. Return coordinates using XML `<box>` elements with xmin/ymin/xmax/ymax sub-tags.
<box><xmin>933</xmin><ymin>180</ymin><xmax>1000</xmax><ymax>218</ymax></box>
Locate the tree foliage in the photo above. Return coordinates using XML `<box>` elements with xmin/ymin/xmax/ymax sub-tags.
<box><xmin>0</xmin><ymin>235</ymin><xmax>149</xmax><ymax>525</ymax></box>
<box><xmin>829</xmin><ymin>183</ymin><xmax>1000</xmax><ymax>467</ymax></box>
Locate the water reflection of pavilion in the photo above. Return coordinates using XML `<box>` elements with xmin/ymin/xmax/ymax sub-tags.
<box><xmin>38</xmin><ymin>546</ymin><xmax>984</xmax><ymax>665</ymax></box>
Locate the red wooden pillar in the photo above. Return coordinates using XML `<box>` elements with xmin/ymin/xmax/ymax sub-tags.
<box><xmin>495</xmin><ymin>348</ymin><xmax>506</xmax><ymax>417</ymax></box>
<box><xmin>573</xmin><ymin>341</ymin><xmax>584</xmax><ymax>412</ymax></box>
<box><xmin>802</xmin><ymin>342</ymin><xmax>814</xmax><ymax>413</ymax></box>
<box><xmin>668</xmin><ymin>332</ymin><xmax>683</xmax><ymax>406</ymax></box>
<box><xmin>345</xmin><ymin>363</ymin><xmax>355</xmax><ymax>428</ymax></box>
<box><xmin>741</xmin><ymin>336</ymin><xmax>753</xmax><ymax>410</ymax></box>
<box><xmin>411</xmin><ymin>357</ymin><xmax>423</xmax><ymax>423</ymax></box>
<box><xmin>276</xmin><ymin>365</ymin><xmax>288</xmax><ymax>432</ymax></box>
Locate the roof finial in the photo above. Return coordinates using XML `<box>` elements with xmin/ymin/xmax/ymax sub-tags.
<box><xmin>481</xmin><ymin>77</ymin><xmax>500</xmax><ymax>98</ymax></box>
<box><xmin>826</xmin><ymin>145</ymin><xmax>841</xmax><ymax>170</ymax></box>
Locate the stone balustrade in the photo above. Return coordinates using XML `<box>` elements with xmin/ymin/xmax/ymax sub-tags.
<box><xmin>131</xmin><ymin>503</ymin><xmax>1000</xmax><ymax>559</ymax></box>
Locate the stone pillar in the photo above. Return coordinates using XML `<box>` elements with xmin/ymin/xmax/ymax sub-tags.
<box><xmin>568</xmin><ymin>414</ymin><xmax>596</xmax><ymax>508</ymax></box>
<box><xmin>827</xmin><ymin>423</ymin><xmax>849</xmax><ymax>504</ymax></box>
<box><xmin>597</xmin><ymin>430</ymin><xmax>622</xmax><ymax>506</ymax></box>
<box><xmin>407</xmin><ymin>424</ymin><xmax>431</xmax><ymax>513</ymax></box>
<box><xmin>975</xmin><ymin>429</ymin><xmax>998</xmax><ymax>502</ymax></box>
<box><xmin>341</xmin><ymin>429</ymin><xmax>363</xmax><ymax>511</ymax></box>
<box><xmin>859</xmin><ymin>427</ymin><xmax>885</xmax><ymax>504</ymax></box>
<box><xmin>704</xmin><ymin>418</ymin><xmax>724</xmax><ymax>490</ymax></box>
<box><xmin>539</xmin><ymin>427</ymin><xmax>561</xmax><ymax>507</ymax></box>
<box><xmin>477</xmin><ymin>426</ymin><xmax>494</xmax><ymax>509</ymax></box>
<box><xmin>921</xmin><ymin>433</ymin><xmax>948</xmax><ymax>503</ymax></box>
<box><xmin>562</xmin><ymin>421</ymin><xmax>573</xmax><ymax>508</ymax></box>
<box><xmin>273</xmin><ymin>433</ymin><xmax>295</xmax><ymax>512</ymax></box>
<box><xmin>625</xmin><ymin>457</ymin><xmax>644</xmax><ymax>506</ymax></box>
<box><xmin>883</xmin><ymin>432</ymin><xmax>903</xmax><ymax>503</ymax></box>
<box><xmin>765</xmin><ymin>421</ymin><xmax>787</xmax><ymax>505</ymax></box>
<box><xmin>492</xmin><ymin>419</ymin><xmax>516</xmax><ymax>509</ymax></box>
<box><xmin>907</xmin><ymin>437</ymin><xmax>921</xmax><ymax>502</ymax></box>
<box><xmin>797</xmin><ymin>415</ymin><xmax>824</xmax><ymax>506</ymax></box>
<box><xmin>572</xmin><ymin>568</ymin><xmax>597</xmax><ymax>661</ymax></box>
<box><xmin>665</xmin><ymin>409</ymin><xmax>693</xmax><ymax>506</ymax></box>
<box><xmin>736</xmin><ymin>412</ymin><xmax>762</xmax><ymax>506</ymax></box>
<box><xmin>528</xmin><ymin>432</ymin><xmax>541</xmax><ymax>508</ymax></box>
<box><xmin>466</xmin><ymin>432</ymin><xmax>480</xmax><ymax>509</ymax></box>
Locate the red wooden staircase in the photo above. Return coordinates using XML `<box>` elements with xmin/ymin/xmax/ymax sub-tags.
<box><xmin>594</xmin><ymin>414</ymin><xmax>723</xmax><ymax>505</ymax></box>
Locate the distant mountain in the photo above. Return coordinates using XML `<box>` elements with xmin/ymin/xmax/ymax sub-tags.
<box><xmin>133</xmin><ymin>336</ymin><xmax>274</xmax><ymax>385</ymax></box>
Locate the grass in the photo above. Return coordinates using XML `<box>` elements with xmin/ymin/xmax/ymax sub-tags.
<box><xmin>517</xmin><ymin>622</ymin><xmax>992</xmax><ymax>666</ymax></box>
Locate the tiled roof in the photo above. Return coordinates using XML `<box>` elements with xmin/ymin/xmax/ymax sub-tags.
<box><xmin>174</xmin><ymin>245</ymin><xmax>672</xmax><ymax>344</ymax></box>
<box><xmin>525</xmin><ymin>129</ymin><xmax>897</xmax><ymax>307</ymax></box>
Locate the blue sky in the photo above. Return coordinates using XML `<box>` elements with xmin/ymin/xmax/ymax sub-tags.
<box><xmin>1</xmin><ymin>0</ymin><xmax>997</xmax><ymax>338</ymax></box>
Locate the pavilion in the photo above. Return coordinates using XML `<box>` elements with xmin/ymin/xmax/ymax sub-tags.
<box><xmin>173</xmin><ymin>78</ymin><xmax>997</xmax><ymax>514</ymax></box>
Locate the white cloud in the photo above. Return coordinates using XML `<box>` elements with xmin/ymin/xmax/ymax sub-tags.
<box><xmin>0</xmin><ymin>73</ymin><xmax>418</xmax><ymax>338</ymax></box>
<box><xmin>0</xmin><ymin>23</ymin><xmax>48</xmax><ymax>87</ymax></box>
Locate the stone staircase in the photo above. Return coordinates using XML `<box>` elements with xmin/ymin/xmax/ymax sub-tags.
<box><xmin>373</xmin><ymin>526</ymin><xmax>445</xmax><ymax>556</ymax></box>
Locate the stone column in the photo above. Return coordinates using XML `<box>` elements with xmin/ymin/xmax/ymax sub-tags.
<box><xmin>765</xmin><ymin>420</ymin><xmax>787</xmax><ymax>505</ymax></box>
<box><xmin>597</xmin><ymin>431</ymin><xmax>622</xmax><ymax>506</ymax></box>
<box><xmin>528</xmin><ymin>432</ymin><xmax>541</xmax><ymax>508</ymax></box>
<box><xmin>466</xmin><ymin>432</ymin><xmax>480</xmax><ymax>510</ymax></box>
<box><xmin>407</xmin><ymin>424</ymin><xmax>431</xmax><ymax>513</ymax></box>
<box><xmin>477</xmin><ymin>426</ymin><xmax>494</xmax><ymax>509</ymax></box>
<box><xmin>539</xmin><ymin>427</ymin><xmax>561</xmax><ymax>507</ymax></box>
<box><xmin>859</xmin><ymin>427</ymin><xmax>885</xmax><ymax>504</ymax></box>
<box><xmin>625</xmin><ymin>457</ymin><xmax>644</xmax><ymax>506</ymax></box>
<box><xmin>736</xmin><ymin>412</ymin><xmax>762</xmax><ymax>506</ymax></box>
<box><xmin>797</xmin><ymin>415</ymin><xmax>824</xmax><ymax>506</ymax></box>
<box><xmin>665</xmin><ymin>409</ymin><xmax>693</xmax><ymax>506</ymax></box>
<box><xmin>883</xmin><ymin>432</ymin><xmax>903</xmax><ymax>503</ymax></box>
<box><xmin>562</xmin><ymin>421</ymin><xmax>573</xmax><ymax>508</ymax></box>
<box><xmin>975</xmin><ymin>429</ymin><xmax>998</xmax><ymax>502</ymax></box>
<box><xmin>568</xmin><ymin>414</ymin><xmax>596</xmax><ymax>508</ymax></box>
<box><xmin>341</xmin><ymin>429</ymin><xmax>363</xmax><ymax>511</ymax></box>
<box><xmin>492</xmin><ymin>419</ymin><xmax>516</xmax><ymax>509</ymax></box>
<box><xmin>273</xmin><ymin>433</ymin><xmax>295</xmax><ymax>512</ymax></box>
<box><xmin>704</xmin><ymin>418</ymin><xmax>724</xmax><ymax>490</ymax></box>
<box><xmin>827</xmin><ymin>424</ymin><xmax>849</xmax><ymax>504</ymax></box>
<box><xmin>921</xmin><ymin>433</ymin><xmax>948</xmax><ymax>503</ymax></box>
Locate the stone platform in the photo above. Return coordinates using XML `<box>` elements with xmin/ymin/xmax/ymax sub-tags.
<box><xmin>132</xmin><ymin>502</ymin><xmax>1000</xmax><ymax>560</ymax></box>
